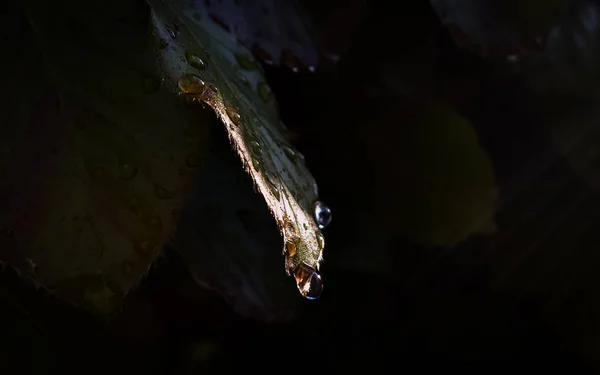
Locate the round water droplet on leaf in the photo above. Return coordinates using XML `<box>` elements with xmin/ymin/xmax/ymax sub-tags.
<box><xmin>178</xmin><ymin>73</ymin><xmax>206</xmax><ymax>94</ymax></box>
<box><xmin>293</xmin><ymin>264</ymin><xmax>323</xmax><ymax>300</ymax></box>
<box><xmin>283</xmin><ymin>145</ymin><xmax>297</xmax><ymax>163</ymax></box>
<box><xmin>257</xmin><ymin>81</ymin><xmax>272</xmax><ymax>102</ymax></box>
<box><xmin>225</xmin><ymin>106</ymin><xmax>241</xmax><ymax>126</ymax></box>
<box><xmin>186</xmin><ymin>51</ymin><xmax>206</xmax><ymax>70</ymax></box>
<box><xmin>313</xmin><ymin>201</ymin><xmax>332</xmax><ymax>229</ymax></box>
<box><xmin>249</xmin><ymin>140</ymin><xmax>262</xmax><ymax>155</ymax></box>
<box><xmin>235</xmin><ymin>54</ymin><xmax>258</xmax><ymax>70</ymax></box>
<box><xmin>252</xmin><ymin>157</ymin><xmax>260</xmax><ymax>171</ymax></box>
<box><xmin>285</xmin><ymin>241</ymin><xmax>296</xmax><ymax>256</ymax></box>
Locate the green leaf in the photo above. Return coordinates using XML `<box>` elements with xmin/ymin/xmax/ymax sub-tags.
<box><xmin>148</xmin><ymin>0</ymin><xmax>327</xmax><ymax>299</ymax></box>
<box><xmin>368</xmin><ymin>102</ymin><xmax>498</xmax><ymax>247</ymax></box>
<box><xmin>0</xmin><ymin>0</ymin><xmax>211</xmax><ymax>313</ymax></box>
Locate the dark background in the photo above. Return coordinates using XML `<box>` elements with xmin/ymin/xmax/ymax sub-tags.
<box><xmin>2</xmin><ymin>0</ymin><xmax>600</xmax><ymax>373</ymax></box>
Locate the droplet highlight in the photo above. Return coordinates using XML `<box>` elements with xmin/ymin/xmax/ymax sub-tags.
<box><xmin>257</xmin><ymin>81</ymin><xmax>272</xmax><ymax>102</ymax></box>
<box><xmin>235</xmin><ymin>54</ymin><xmax>258</xmax><ymax>70</ymax></box>
<box><xmin>249</xmin><ymin>140</ymin><xmax>262</xmax><ymax>156</ymax></box>
<box><xmin>178</xmin><ymin>74</ymin><xmax>206</xmax><ymax>94</ymax></box>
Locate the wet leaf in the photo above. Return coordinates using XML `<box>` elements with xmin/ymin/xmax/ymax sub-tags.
<box><xmin>515</xmin><ymin>0</ymin><xmax>600</xmax><ymax>97</ymax></box>
<box><xmin>367</xmin><ymin>102</ymin><xmax>498</xmax><ymax>247</ymax></box>
<box><xmin>430</xmin><ymin>0</ymin><xmax>572</xmax><ymax>58</ymax></box>
<box><xmin>0</xmin><ymin>0</ymin><xmax>210</xmax><ymax>314</ymax></box>
<box><xmin>181</xmin><ymin>0</ymin><xmax>321</xmax><ymax>70</ymax></box>
<box><xmin>150</xmin><ymin>0</ymin><xmax>328</xmax><ymax>299</ymax></box>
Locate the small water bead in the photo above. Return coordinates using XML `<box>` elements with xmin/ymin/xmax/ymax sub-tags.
<box><xmin>158</xmin><ymin>38</ymin><xmax>169</xmax><ymax>49</ymax></box>
<box><xmin>154</xmin><ymin>183</ymin><xmax>173</xmax><ymax>200</ymax></box>
<box><xmin>267</xmin><ymin>178</ymin><xmax>280</xmax><ymax>200</ymax></box>
<box><xmin>285</xmin><ymin>241</ymin><xmax>297</xmax><ymax>257</ymax></box>
<box><xmin>257</xmin><ymin>81</ymin><xmax>271</xmax><ymax>102</ymax></box>
<box><xmin>283</xmin><ymin>145</ymin><xmax>297</xmax><ymax>164</ymax></box>
<box><xmin>178</xmin><ymin>74</ymin><xmax>206</xmax><ymax>94</ymax></box>
<box><xmin>313</xmin><ymin>201</ymin><xmax>332</xmax><ymax>229</ymax></box>
<box><xmin>225</xmin><ymin>107</ymin><xmax>241</xmax><ymax>126</ymax></box>
<box><xmin>120</xmin><ymin>162</ymin><xmax>138</xmax><ymax>181</ymax></box>
<box><xmin>252</xmin><ymin>157</ymin><xmax>260</xmax><ymax>171</ymax></box>
<box><xmin>249</xmin><ymin>140</ymin><xmax>262</xmax><ymax>156</ymax></box>
<box><xmin>235</xmin><ymin>54</ymin><xmax>258</xmax><ymax>70</ymax></box>
<box><xmin>186</xmin><ymin>51</ymin><xmax>206</xmax><ymax>70</ymax></box>
<box><xmin>186</xmin><ymin>153</ymin><xmax>200</xmax><ymax>168</ymax></box>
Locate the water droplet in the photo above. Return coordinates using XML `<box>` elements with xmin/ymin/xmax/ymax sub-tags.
<box><xmin>186</xmin><ymin>51</ymin><xmax>206</xmax><ymax>70</ymax></box>
<box><xmin>249</xmin><ymin>140</ymin><xmax>262</xmax><ymax>155</ymax></box>
<box><xmin>225</xmin><ymin>107</ymin><xmax>241</xmax><ymax>126</ymax></box>
<box><xmin>281</xmin><ymin>50</ymin><xmax>305</xmax><ymax>72</ymax></box>
<box><xmin>235</xmin><ymin>54</ymin><xmax>258</xmax><ymax>70</ymax></box>
<box><xmin>120</xmin><ymin>163</ymin><xmax>138</xmax><ymax>181</ymax></box>
<box><xmin>138</xmin><ymin>240</ymin><xmax>155</xmax><ymax>255</ymax></box>
<box><xmin>267</xmin><ymin>179</ymin><xmax>280</xmax><ymax>200</ymax></box>
<box><xmin>283</xmin><ymin>145</ymin><xmax>297</xmax><ymax>163</ymax></box>
<box><xmin>166</xmin><ymin>25</ymin><xmax>179</xmax><ymax>39</ymax></box>
<box><xmin>186</xmin><ymin>153</ymin><xmax>200</xmax><ymax>168</ymax></box>
<box><xmin>178</xmin><ymin>74</ymin><xmax>206</xmax><ymax>94</ymax></box>
<box><xmin>313</xmin><ymin>201</ymin><xmax>332</xmax><ymax>229</ymax></box>
<box><xmin>159</xmin><ymin>38</ymin><xmax>169</xmax><ymax>49</ymax></box>
<box><xmin>257</xmin><ymin>81</ymin><xmax>271</xmax><ymax>102</ymax></box>
<box><xmin>154</xmin><ymin>183</ymin><xmax>173</xmax><ymax>199</ymax></box>
<box><xmin>251</xmin><ymin>43</ymin><xmax>273</xmax><ymax>65</ymax></box>
<box><xmin>285</xmin><ymin>240</ymin><xmax>297</xmax><ymax>256</ymax></box>
<box><xmin>315</xmin><ymin>231</ymin><xmax>325</xmax><ymax>251</ymax></box>
<box><xmin>237</xmin><ymin>73</ymin><xmax>250</xmax><ymax>87</ymax></box>
<box><xmin>252</xmin><ymin>157</ymin><xmax>260</xmax><ymax>170</ymax></box>
<box><xmin>147</xmin><ymin>216</ymin><xmax>162</xmax><ymax>230</ymax></box>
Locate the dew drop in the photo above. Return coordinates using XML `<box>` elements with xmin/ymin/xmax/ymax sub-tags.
<box><xmin>249</xmin><ymin>140</ymin><xmax>262</xmax><ymax>156</ymax></box>
<box><xmin>186</xmin><ymin>153</ymin><xmax>200</xmax><ymax>168</ymax></box>
<box><xmin>154</xmin><ymin>183</ymin><xmax>173</xmax><ymax>199</ymax></box>
<box><xmin>142</xmin><ymin>75</ymin><xmax>162</xmax><ymax>94</ymax></box>
<box><xmin>257</xmin><ymin>81</ymin><xmax>272</xmax><ymax>102</ymax></box>
<box><xmin>225</xmin><ymin>106</ymin><xmax>241</xmax><ymax>126</ymax></box>
<box><xmin>166</xmin><ymin>25</ymin><xmax>179</xmax><ymax>39</ymax></box>
<box><xmin>283</xmin><ymin>145</ymin><xmax>297</xmax><ymax>164</ymax></box>
<box><xmin>235</xmin><ymin>54</ymin><xmax>258</xmax><ymax>70</ymax></box>
<box><xmin>252</xmin><ymin>157</ymin><xmax>260</xmax><ymax>171</ymax></box>
<box><xmin>313</xmin><ymin>201</ymin><xmax>332</xmax><ymax>229</ymax></box>
<box><xmin>147</xmin><ymin>216</ymin><xmax>163</xmax><ymax>230</ymax></box>
<box><xmin>281</xmin><ymin>50</ymin><xmax>305</xmax><ymax>72</ymax></box>
<box><xmin>178</xmin><ymin>74</ymin><xmax>206</xmax><ymax>94</ymax></box>
<box><xmin>119</xmin><ymin>163</ymin><xmax>138</xmax><ymax>181</ymax></box>
<box><xmin>285</xmin><ymin>240</ymin><xmax>297</xmax><ymax>256</ymax></box>
<box><xmin>186</xmin><ymin>51</ymin><xmax>206</xmax><ymax>70</ymax></box>
<box><xmin>315</xmin><ymin>231</ymin><xmax>325</xmax><ymax>251</ymax></box>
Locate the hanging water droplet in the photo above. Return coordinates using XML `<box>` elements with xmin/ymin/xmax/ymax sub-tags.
<box><xmin>158</xmin><ymin>38</ymin><xmax>169</xmax><ymax>49</ymax></box>
<box><xmin>257</xmin><ymin>81</ymin><xmax>271</xmax><ymax>102</ymax></box>
<box><xmin>313</xmin><ymin>201</ymin><xmax>332</xmax><ymax>229</ymax></box>
<box><xmin>252</xmin><ymin>157</ymin><xmax>260</xmax><ymax>171</ymax></box>
<box><xmin>315</xmin><ymin>231</ymin><xmax>325</xmax><ymax>250</ymax></box>
<box><xmin>235</xmin><ymin>54</ymin><xmax>258</xmax><ymax>70</ymax></box>
<box><xmin>225</xmin><ymin>106</ymin><xmax>241</xmax><ymax>126</ymax></box>
<box><xmin>283</xmin><ymin>145</ymin><xmax>297</xmax><ymax>164</ymax></box>
<box><xmin>178</xmin><ymin>74</ymin><xmax>206</xmax><ymax>94</ymax></box>
<box><xmin>186</xmin><ymin>51</ymin><xmax>206</xmax><ymax>70</ymax></box>
<box><xmin>120</xmin><ymin>162</ymin><xmax>138</xmax><ymax>181</ymax></box>
<box><xmin>285</xmin><ymin>240</ymin><xmax>297</xmax><ymax>256</ymax></box>
<box><xmin>249</xmin><ymin>140</ymin><xmax>262</xmax><ymax>155</ymax></box>
<box><xmin>154</xmin><ymin>183</ymin><xmax>173</xmax><ymax>199</ymax></box>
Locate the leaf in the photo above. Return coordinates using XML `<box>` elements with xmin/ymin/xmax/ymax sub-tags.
<box><xmin>0</xmin><ymin>0</ymin><xmax>210</xmax><ymax>313</ymax></box>
<box><xmin>148</xmin><ymin>0</ymin><xmax>329</xmax><ymax>299</ymax></box>
<box><xmin>367</xmin><ymin>102</ymin><xmax>498</xmax><ymax>247</ymax></box>
<box><xmin>430</xmin><ymin>0</ymin><xmax>572</xmax><ymax>57</ymax></box>
<box><xmin>176</xmin><ymin>0</ymin><xmax>321</xmax><ymax>70</ymax></box>
<box><xmin>515</xmin><ymin>0</ymin><xmax>600</xmax><ymax>97</ymax></box>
